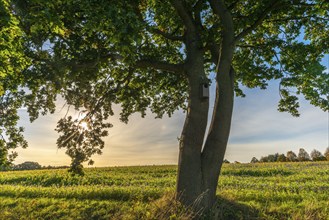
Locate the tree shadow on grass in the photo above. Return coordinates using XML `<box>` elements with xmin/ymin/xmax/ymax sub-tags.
<box><xmin>203</xmin><ymin>196</ymin><xmax>263</xmax><ymax>220</ymax></box>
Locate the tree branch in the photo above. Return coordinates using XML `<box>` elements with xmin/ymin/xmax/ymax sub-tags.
<box><xmin>209</xmin><ymin>0</ymin><xmax>234</xmax><ymax>35</ymax></box>
<box><xmin>149</xmin><ymin>28</ymin><xmax>184</xmax><ymax>41</ymax></box>
<box><xmin>73</xmin><ymin>54</ymin><xmax>185</xmax><ymax>75</ymax></box>
<box><xmin>33</xmin><ymin>51</ymin><xmax>184</xmax><ymax>75</ymax></box>
<box><xmin>193</xmin><ymin>0</ymin><xmax>203</xmax><ymax>27</ymax></box>
<box><xmin>205</xmin><ymin>41</ymin><xmax>220</xmax><ymax>64</ymax></box>
<box><xmin>291</xmin><ymin>3</ymin><xmax>316</xmax><ymax>7</ymax></box>
<box><xmin>171</xmin><ymin>0</ymin><xmax>196</xmax><ymax>31</ymax></box>
<box><xmin>228</xmin><ymin>0</ymin><xmax>240</xmax><ymax>10</ymax></box>
<box><xmin>266</xmin><ymin>15</ymin><xmax>329</xmax><ymax>22</ymax></box>
<box><xmin>236</xmin><ymin>43</ymin><xmax>269</xmax><ymax>48</ymax></box>
<box><xmin>209</xmin><ymin>0</ymin><xmax>235</xmax><ymax>70</ymax></box>
<box><xmin>234</xmin><ymin>0</ymin><xmax>281</xmax><ymax>42</ymax></box>
<box><xmin>135</xmin><ymin>59</ymin><xmax>185</xmax><ymax>74</ymax></box>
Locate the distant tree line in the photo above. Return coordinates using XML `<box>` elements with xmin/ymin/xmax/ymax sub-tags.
<box><xmin>0</xmin><ymin>161</ymin><xmax>69</xmax><ymax>171</ymax></box>
<box><xmin>1</xmin><ymin>147</ymin><xmax>328</xmax><ymax>172</ymax></box>
<box><xmin>251</xmin><ymin>147</ymin><xmax>329</xmax><ymax>163</ymax></box>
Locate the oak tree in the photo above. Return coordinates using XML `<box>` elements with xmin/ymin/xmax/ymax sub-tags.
<box><xmin>0</xmin><ymin>0</ymin><xmax>30</xmax><ymax>168</ymax></box>
<box><xmin>250</xmin><ymin>157</ymin><xmax>259</xmax><ymax>163</ymax></box>
<box><xmin>297</xmin><ymin>148</ymin><xmax>311</xmax><ymax>161</ymax></box>
<box><xmin>286</xmin><ymin>150</ymin><xmax>298</xmax><ymax>162</ymax></box>
<box><xmin>2</xmin><ymin>0</ymin><xmax>329</xmax><ymax>210</ymax></box>
<box><xmin>310</xmin><ymin>149</ymin><xmax>326</xmax><ymax>161</ymax></box>
<box><xmin>277</xmin><ymin>153</ymin><xmax>287</xmax><ymax>162</ymax></box>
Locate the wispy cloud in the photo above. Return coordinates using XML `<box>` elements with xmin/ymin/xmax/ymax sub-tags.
<box><xmin>15</xmin><ymin>80</ymin><xmax>327</xmax><ymax>166</ymax></box>
<box><xmin>227</xmin><ymin>82</ymin><xmax>328</xmax><ymax>162</ymax></box>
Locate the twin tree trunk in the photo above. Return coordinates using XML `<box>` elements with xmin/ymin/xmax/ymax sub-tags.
<box><xmin>176</xmin><ymin>3</ymin><xmax>235</xmax><ymax>211</ymax></box>
<box><xmin>176</xmin><ymin>56</ymin><xmax>234</xmax><ymax>212</ymax></box>
<box><xmin>176</xmin><ymin>65</ymin><xmax>234</xmax><ymax>211</ymax></box>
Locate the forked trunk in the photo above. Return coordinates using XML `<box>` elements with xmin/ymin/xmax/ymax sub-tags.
<box><xmin>176</xmin><ymin>0</ymin><xmax>235</xmax><ymax>213</ymax></box>
<box><xmin>176</xmin><ymin>10</ymin><xmax>234</xmax><ymax>216</ymax></box>
<box><xmin>176</xmin><ymin>68</ymin><xmax>234</xmax><ymax>212</ymax></box>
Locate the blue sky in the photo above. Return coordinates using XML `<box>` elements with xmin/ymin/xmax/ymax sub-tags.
<box><xmin>15</xmin><ymin>56</ymin><xmax>328</xmax><ymax>166</ymax></box>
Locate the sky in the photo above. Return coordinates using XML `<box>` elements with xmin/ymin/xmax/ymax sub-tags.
<box><xmin>15</xmin><ymin>56</ymin><xmax>329</xmax><ymax>167</ymax></box>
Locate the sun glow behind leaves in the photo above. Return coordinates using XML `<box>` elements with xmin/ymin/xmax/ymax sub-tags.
<box><xmin>79</xmin><ymin>121</ymin><xmax>89</xmax><ymax>131</ymax></box>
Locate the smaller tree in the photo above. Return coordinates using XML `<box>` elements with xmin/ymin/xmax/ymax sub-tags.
<box><xmin>286</xmin><ymin>151</ymin><xmax>298</xmax><ymax>162</ymax></box>
<box><xmin>259</xmin><ymin>156</ymin><xmax>268</xmax><ymax>163</ymax></box>
<box><xmin>14</xmin><ymin>161</ymin><xmax>42</xmax><ymax>170</ymax></box>
<box><xmin>55</xmin><ymin>116</ymin><xmax>111</xmax><ymax>175</ymax></box>
<box><xmin>250</xmin><ymin>157</ymin><xmax>259</xmax><ymax>163</ymax></box>
<box><xmin>267</xmin><ymin>154</ymin><xmax>278</xmax><ymax>162</ymax></box>
<box><xmin>297</xmin><ymin>148</ymin><xmax>311</xmax><ymax>162</ymax></box>
<box><xmin>277</xmin><ymin>154</ymin><xmax>287</xmax><ymax>162</ymax></box>
<box><xmin>274</xmin><ymin>153</ymin><xmax>280</xmax><ymax>162</ymax></box>
<box><xmin>324</xmin><ymin>147</ymin><xmax>329</xmax><ymax>161</ymax></box>
<box><xmin>310</xmin><ymin>149</ymin><xmax>326</xmax><ymax>161</ymax></box>
<box><xmin>223</xmin><ymin>159</ymin><xmax>230</xmax><ymax>164</ymax></box>
<box><xmin>260</xmin><ymin>153</ymin><xmax>279</xmax><ymax>162</ymax></box>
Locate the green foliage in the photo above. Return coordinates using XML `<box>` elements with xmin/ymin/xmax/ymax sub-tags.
<box><xmin>286</xmin><ymin>150</ymin><xmax>298</xmax><ymax>162</ymax></box>
<box><xmin>1</xmin><ymin>0</ymin><xmax>328</xmax><ymax>173</ymax></box>
<box><xmin>217</xmin><ymin>162</ymin><xmax>329</xmax><ymax>220</ymax></box>
<box><xmin>310</xmin><ymin>149</ymin><xmax>326</xmax><ymax>161</ymax></box>
<box><xmin>325</xmin><ymin>147</ymin><xmax>329</xmax><ymax>161</ymax></box>
<box><xmin>221</xmin><ymin>167</ymin><xmax>293</xmax><ymax>177</ymax></box>
<box><xmin>0</xmin><ymin>163</ymin><xmax>328</xmax><ymax>219</ymax></box>
<box><xmin>0</xmin><ymin>92</ymin><xmax>27</xmax><ymax>168</ymax></box>
<box><xmin>0</xmin><ymin>0</ymin><xmax>30</xmax><ymax>93</ymax></box>
<box><xmin>0</xmin><ymin>0</ymin><xmax>30</xmax><ymax>167</ymax></box>
<box><xmin>259</xmin><ymin>153</ymin><xmax>284</xmax><ymax>163</ymax></box>
<box><xmin>254</xmin><ymin>148</ymin><xmax>328</xmax><ymax>163</ymax></box>
<box><xmin>277</xmin><ymin>153</ymin><xmax>287</xmax><ymax>162</ymax></box>
<box><xmin>298</xmin><ymin>148</ymin><xmax>311</xmax><ymax>162</ymax></box>
<box><xmin>55</xmin><ymin>115</ymin><xmax>112</xmax><ymax>175</ymax></box>
<box><xmin>250</xmin><ymin>157</ymin><xmax>259</xmax><ymax>163</ymax></box>
<box><xmin>14</xmin><ymin>161</ymin><xmax>41</xmax><ymax>170</ymax></box>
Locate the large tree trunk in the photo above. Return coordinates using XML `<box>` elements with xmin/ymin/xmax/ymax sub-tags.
<box><xmin>200</xmin><ymin>68</ymin><xmax>234</xmax><ymax>208</ymax></box>
<box><xmin>176</xmin><ymin>0</ymin><xmax>235</xmax><ymax>213</ymax></box>
<box><xmin>176</xmin><ymin>67</ymin><xmax>234</xmax><ymax>212</ymax></box>
<box><xmin>176</xmin><ymin>37</ymin><xmax>209</xmax><ymax>207</ymax></box>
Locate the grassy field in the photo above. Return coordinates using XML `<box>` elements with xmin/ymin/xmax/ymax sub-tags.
<box><xmin>0</xmin><ymin>162</ymin><xmax>328</xmax><ymax>220</ymax></box>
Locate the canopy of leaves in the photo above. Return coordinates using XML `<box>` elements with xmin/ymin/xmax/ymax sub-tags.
<box><xmin>14</xmin><ymin>161</ymin><xmax>41</xmax><ymax>170</ymax></box>
<box><xmin>0</xmin><ymin>0</ymin><xmax>30</xmax><ymax>167</ymax></box>
<box><xmin>286</xmin><ymin>150</ymin><xmax>298</xmax><ymax>162</ymax></box>
<box><xmin>1</xmin><ymin>0</ymin><xmax>328</xmax><ymax>172</ymax></box>
<box><xmin>297</xmin><ymin>148</ymin><xmax>311</xmax><ymax>161</ymax></box>
<box><xmin>0</xmin><ymin>0</ymin><xmax>30</xmax><ymax>93</ymax></box>
<box><xmin>310</xmin><ymin>149</ymin><xmax>326</xmax><ymax>161</ymax></box>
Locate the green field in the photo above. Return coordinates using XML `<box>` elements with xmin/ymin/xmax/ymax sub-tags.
<box><xmin>0</xmin><ymin>162</ymin><xmax>328</xmax><ymax>220</ymax></box>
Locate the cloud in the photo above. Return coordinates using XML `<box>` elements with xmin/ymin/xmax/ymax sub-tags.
<box><xmin>16</xmin><ymin>102</ymin><xmax>185</xmax><ymax>166</ymax></box>
<box><xmin>98</xmin><ymin>109</ymin><xmax>184</xmax><ymax>166</ymax></box>
<box><xmin>226</xmin><ymin>82</ymin><xmax>328</xmax><ymax>162</ymax></box>
<box><xmin>15</xmin><ymin>80</ymin><xmax>327</xmax><ymax>166</ymax></box>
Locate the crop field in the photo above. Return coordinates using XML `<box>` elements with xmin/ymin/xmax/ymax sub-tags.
<box><xmin>0</xmin><ymin>162</ymin><xmax>328</xmax><ymax>220</ymax></box>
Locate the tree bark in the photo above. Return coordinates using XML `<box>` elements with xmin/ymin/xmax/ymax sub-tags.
<box><xmin>200</xmin><ymin>67</ymin><xmax>234</xmax><ymax>208</ymax></box>
<box><xmin>176</xmin><ymin>73</ymin><xmax>209</xmax><ymax>208</ymax></box>
<box><xmin>176</xmin><ymin>26</ymin><xmax>209</xmax><ymax>209</ymax></box>
<box><xmin>177</xmin><ymin>58</ymin><xmax>234</xmax><ymax>213</ymax></box>
<box><xmin>199</xmin><ymin>0</ymin><xmax>235</xmax><ymax>209</ymax></box>
<box><xmin>176</xmin><ymin>0</ymin><xmax>235</xmax><ymax>214</ymax></box>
